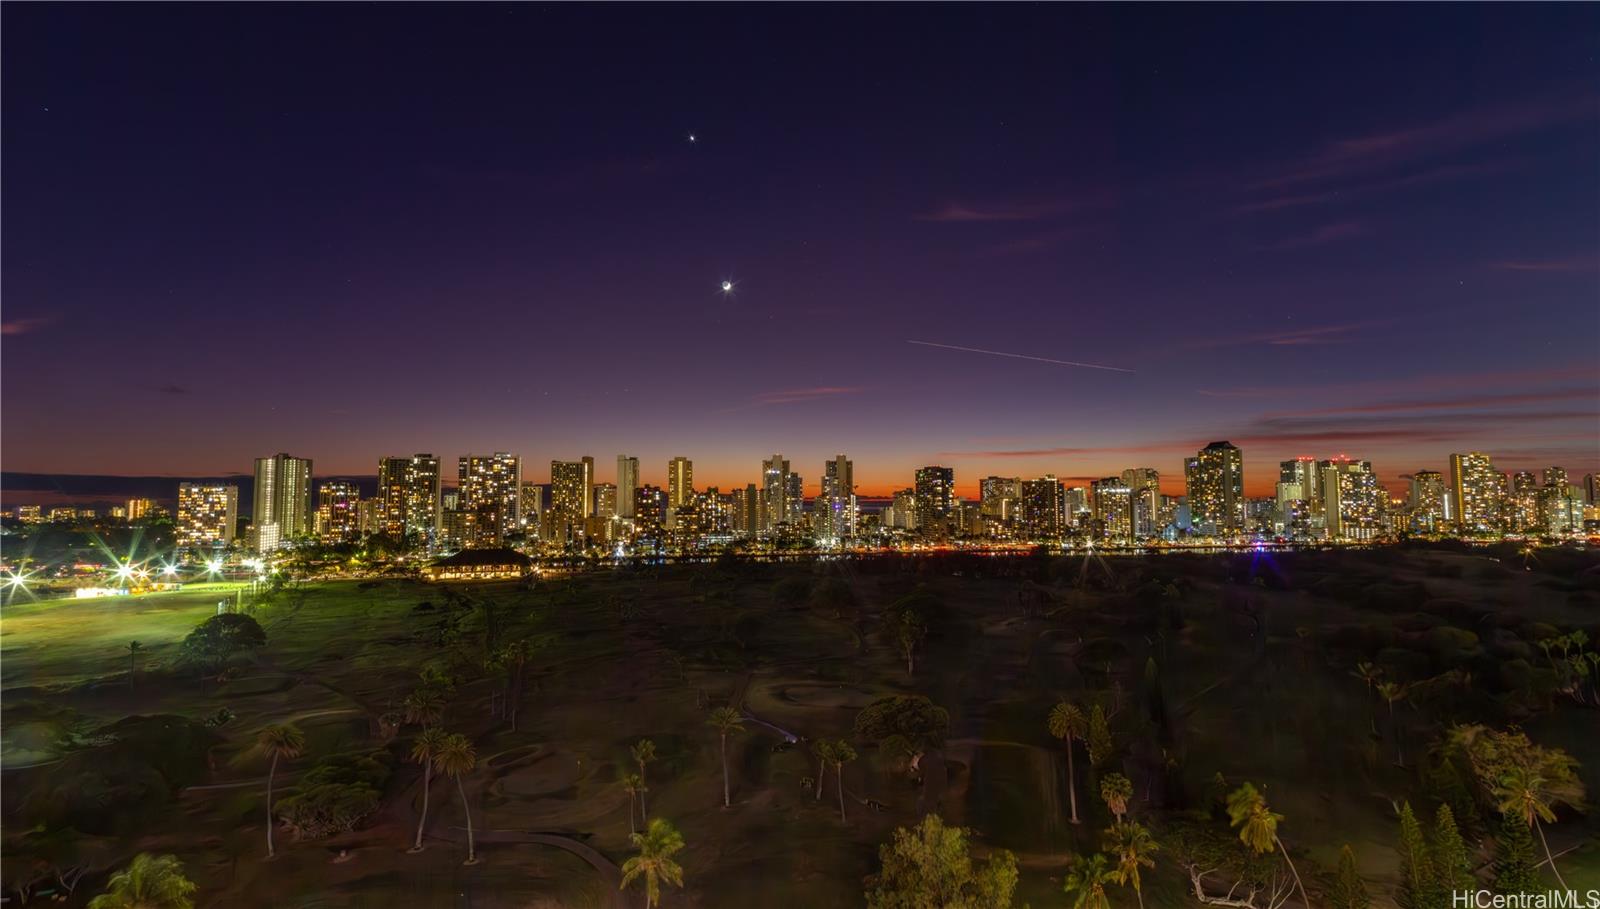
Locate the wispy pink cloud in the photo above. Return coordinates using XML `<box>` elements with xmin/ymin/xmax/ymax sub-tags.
<box><xmin>750</xmin><ymin>386</ymin><xmax>863</xmax><ymax>405</ymax></box>
<box><xmin>1187</xmin><ymin>319</ymin><xmax>1385</xmax><ymax>349</ymax></box>
<box><xmin>1259</xmin><ymin>220</ymin><xmax>1364</xmax><ymax>251</ymax></box>
<box><xmin>1250</xmin><ymin>97</ymin><xmax>1592</xmax><ymax>190</ymax></box>
<box><xmin>1236</xmin><ymin>161</ymin><xmax>1511</xmax><ymax>214</ymax></box>
<box><xmin>1287</xmin><ymin>388</ymin><xmax>1597</xmax><ymax>417</ymax></box>
<box><xmin>1489</xmin><ymin>254</ymin><xmax>1598</xmax><ymax>273</ymax></box>
<box><xmin>1</xmin><ymin>317</ymin><xmax>51</xmax><ymax>336</ymax></box>
<box><xmin>917</xmin><ymin>199</ymin><xmax>1082</xmax><ymax>223</ymax></box>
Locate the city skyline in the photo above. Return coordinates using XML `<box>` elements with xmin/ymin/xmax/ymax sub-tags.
<box><xmin>2</xmin><ymin>5</ymin><xmax>1596</xmax><ymax>490</ymax></box>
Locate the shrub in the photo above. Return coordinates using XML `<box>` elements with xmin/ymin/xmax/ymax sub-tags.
<box><xmin>276</xmin><ymin>783</ymin><xmax>381</xmax><ymax>839</ymax></box>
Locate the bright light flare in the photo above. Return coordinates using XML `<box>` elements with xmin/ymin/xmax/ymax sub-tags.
<box><xmin>206</xmin><ymin>559</ymin><xmax>223</xmax><ymax>574</ymax></box>
<box><xmin>720</xmin><ymin>280</ymin><xmax>734</xmax><ymax>293</ymax></box>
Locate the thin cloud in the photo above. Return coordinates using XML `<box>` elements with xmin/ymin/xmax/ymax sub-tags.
<box><xmin>907</xmin><ymin>340</ymin><xmax>1133</xmax><ymax>373</ymax></box>
<box><xmin>1489</xmin><ymin>254</ymin><xmax>1598</xmax><ymax>273</ymax></box>
<box><xmin>1187</xmin><ymin>320</ymin><xmax>1386</xmax><ymax>350</ymax></box>
<box><xmin>1288</xmin><ymin>388</ymin><xmax>1597</xmax><ymax>417</ymax></box>
<box><xmin>1236</xmin><ymin>162</ymin><xmax>1510</xmax><ymax>214</ymax></box>
<box><xmin>157</xmin><ymin>384</ymin><xmax>191</xmax><ymax>396</ymax></box>
<box><xmin>1</xmin><ymin>317</ymin><xmax>51</xmax><ymax>336</ymax></box>
<box><xmin>751</xmin><ymin>386</ymin><xmax>863</xmax><ymax>405</ymax></box>
<box><xmin>1250</xmin><ymin>97</ymin><xmax>1592</xmax><ymax>190</ymax></box>
<box><xmin>1258</xmin><ymin>221</ymin><xmax>1364</xmax><ymax>251</ymax></box>
<box><xmin>917</xmin><ymin>191</ymin><xmax>1110</xmax><ymax>224</ymax></box>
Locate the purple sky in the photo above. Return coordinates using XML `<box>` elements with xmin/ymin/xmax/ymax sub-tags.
<box><xmin>3</xmin><ymin>6</ymin><xmax>1597</xmax><ymax>497</ymax></box>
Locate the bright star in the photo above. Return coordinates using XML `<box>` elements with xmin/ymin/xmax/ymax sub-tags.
<box><xmin>688</xmin><ymin>133</ymin><xmax>697</xmax><ymax>143</ymax></box>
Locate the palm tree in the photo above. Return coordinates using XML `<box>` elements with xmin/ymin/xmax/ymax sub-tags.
<box><xmin>127</xmin><ymin>640</ymin><xmax>143</xmax><ymax>690</ymax></box>
<box><xmin>1351</xmin><ymin>661</ymin><xmax>1382</xmax><ymax>734</ymax></box>
<box><xmin>1226</xmin><ymin>782</ymin><xmax>1309</xmax><ymax>908</ymax></box>
<box><xmin>831</xmin><ymin>740</ymin><xmax>857</xmax><ymax>823</ymax></box>
<box><xmin>813</xmin><ymin>739</ymin><xmax>836</xmax><ymax>802</ymax></box>
<box><xmin>1493</xmin><ymin>758</ymin><xmax>1584</xmax><ymax>890</ymax></box>
<box><xmin>435</xmin><ymin>732</ymin><xmax>479</xmax><ymax>864</ymax></box>
<box><xmin>1062</xmin><ymin>852</ymin><xmax>1115</xmax><ymax>909</ymax></box>
<box><xmin>254</xmin><ymin>724</ymin><xmax>306</xmax><ymax>859</ymax></box>
<box><xmin>409</xmin><ymin>726</ymin><xmax>450</xmax><ymax>852</ymax></box>
<box><xmin>87</xmin><ymin>854</ymin><xmax>196</xmax><ymax>909</ymax></box>
<box><xmin>707</xmin><ymin>706</ymin><xmax>744</xmax><ymax>808</ymax></box>
<box><xmin>1377</xmin><ymin>681</ymin><xmax>1409</xmax><ymax>766</ymax></box>
<box><xmin>1100</xmin><ymin>772</ymin><xmax>1133</xmax><ymax>824</ymax></box>
<box><xmin>812</xmin><ymin>739</ymin><xmax>834</xmax><ymax>802</ymax></box>
<box><xmin>631</xmin><ymin>739</ymin><xmax>658</xmax><ymax>822</ymax></box>
<box><xmin>620</xmin><ymin>817</ymin><xmax>686</xmax><ymax>908</ymax></box>
<box><xmin>403</xmin><ymin>687</ymin><xmax>445</xmax><ymax>727</ymax></box>
<box><xmin>1104</xmin><ymin>821</ymin><xmax>1159</xmax><ymax>909</ymax></box>
<box><xmin>622</xmin><ymin>772</ymin><xmax>647</xmax><ymax>835</ymax></box>
<box><xmin>499</xmin><ymin>639</ymin><xmax>532</xmax><ymax>731</ymax></box>
<box><xmin>1047</xmin><ymin>701</ymin><xmax>1086</xmax><ymax>825</ymax></box>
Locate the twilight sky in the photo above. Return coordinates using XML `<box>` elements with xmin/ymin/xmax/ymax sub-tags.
<box><xmin>3</xmin><ymin>5</ymin><xmax>1597</xmax><ymax>497</ymax></box>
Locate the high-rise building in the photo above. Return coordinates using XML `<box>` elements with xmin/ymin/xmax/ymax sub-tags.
<box><xmin>317</xmin><ymin>481</ymin><xmax>360</xmax><ymax>543</ymax></box>
<box><xmin>177</xmin><ymin>482</ymin><xmax>238</xmax><ymax>554</ymax></box>
<box><xmin>616</xmin><ymin>455</ymin><xmax>639</xmax><ymax>518</ymax></box>
<box><xmin>378</xmin><ymin>454</ymin><xmax>442</xmax><ymax>543</ymax></box>
<box><xmin>593</xmin><ymin>483</ymin><xmax>618</xmax><ymax>520</ymax></box>
<box><xmin>667</xmin><ymin>457</ymin><xmax>693</xmax><ymax>510</ymax></box>
<box><xmin>458</xmin><ymin>452</ymin><xmax>521</xmax><ymax>546</ymax></box>
<box><xmin>819</xmin><ymin>454</ymin><xmax>857</xmax><ymax>540</ymax></box>
<box><xmin>634</xmin><ymin>485</ymin><xmax>667</xmax><ymax>538</ymax></box>
<box><xmin>979</xmin><ymin>477</ymin><xmax>1023</xmax><ymax>521</ymax></box>
<box><xmin>548</xmin><ymin>458</ymin><xmax>595</xmax><ymax>543</ymax></box>
<box><xmin>913</xmin><ymin>466</ymin><xmax>955</xmax><ymax>534</ymax></box>
<box><xmin>252</xmin><ymin>453</ymin><xmax>313</xmax><ymax>551</ymax></box>
<box><xmin>1279</xmin><ymin>458</ymin><xmax>1320</xmax><ymax>515</ymax></box>
<box><xmin>1450</xmin><ymin>452</ymin><xmax>1501</xmax><ymax>535</ymax></box>
<box><xmin>1185</xmin><ymin>441</ymin><xmax>1244</xmax><ymax>534</ymax></box>
<box><xmin>1508</xmin><ymin>471</ymin><xmax>1541</xmax><ymax>531</ymax></box>
<box><xmin>1408</xmin><ymin>470</ymin><xmax>1447</xmax><ymax>532</ymax></box>
<box><xmin>1585</xmin><ymin>474</ymin><xmax>1598</xmax><ymax>506</ymax></box>
<box><xmin>1091</xmin><ymin>478</ymin><xmax>1134</xmax><ymax>542</ymax></box>
<box><xmin>1064</xmin><ymin>486</ymin><xmax>1091</xmax><ymax>530</ymax></box>
<box><xmin>125</xmin><ymin>497</ymin><xmax>156</xmax><ymax>521</ymax></box>
<box><xmin>519</xmin><ymin>483</ymin><xmax>544</xmax><ymax>531</ymax></box>
<box><xmin>762</xmin><ymin>455</ymin><xmax>796</xmax><ymax>530</ymax></box>
<box><xmin>1020</xmin><ymin>475</ymin><xmax>1065</xmax><ymax>540</ymax></box>
<box><xmin>733</xmin><ymin>483</ymin><xmax>761</xmax><ymax>536</ymax></box>
<box><xmin>1121</xmin><ymin>468</ymin><xmax>1161</xmax><ymax>537</ymax></box>
<box><xmin>1321</xmin><ymin>459</ymin><xmax>1381</xmax><ymax>541</ymax></box>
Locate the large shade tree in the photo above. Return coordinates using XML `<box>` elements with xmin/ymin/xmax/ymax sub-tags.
<box><xmin>864</xmin><ymin>814</ymin><xmax>1018</xmax><ymax>909</ymax></box>
<box><xmin>87</xmin><ymin>854</ymin><xmax>196</xmax><ymax>909</ymax></box>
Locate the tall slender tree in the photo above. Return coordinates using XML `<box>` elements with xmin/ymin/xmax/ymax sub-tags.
<box><xmin>631</xmin><ymin>739</ymin><xmax>658</xmax><ymax>822</ymax></box>
<box><xmin>1330</xmin><ymin>844</ymin><xmax>1371</xmax><ymax>909</ymax></box>
<box><xmin>1493</xmin><ymin>757</ymin><xmax>1583</xmax><ymax>890</ymax></box>
<box><xmin>620</xmin><ymin>818</ymin><xmax>686</xmax><ymax>909</ymax></box>
<box><xmin>832</xmin><ymin>740</ymin><xmax>857</xmax><ymax>823</ymax></box>
<box><xmin>1047</xmin><ymin>701</ymin><xmax>1086</xmax><ymax>825</ymax></box>
<box><xmin>813</xmin><ymin>739</ymin><xmax>835</xmax><ymax>802</ymax></box>
<box><xmin>1103</xmin><ymin>821</ymin><xmax>1159</xmax><ymax>909</ymax></box>
<box><xmin>436</xmin><ymin>733</ymin><xmax>479</xmax><ymax>865</ymax></box>
<box><xmin>621</xmin><ymin>772</ymin><xmax>646</xmax><ymax>836</ymax></box>
<box><xmin>707</xmin><ymin>707</ymin><xmax>743</xmax><ymax>808</ymax></box>
<box><xmin>1492</xmin><ymin>809</ymin><xmax>1538</xmax><ymax>894</ymax></box>
<box><xmin>1100</xmin><ymin>773</ymin><xmax>1134</xmax><ymax>824</ymax></box>
<box><xmin>1431</xmin><ymin>804</ymin><xmax>1474</xmax><ymax>896</ymax></box>
<box><xmin>1062</xmin><ymin>852</ymin><xmax>1115</xmax><ymax>909</ymax></box>
<box><xmin>1396</xmin><ymin>801</ymin><xmax>1436</xmax><ymax>909</ymax></box>
<box><xmin>1226</xmin><ymin>783</ymin><xmax>1309</xmax><ymax>909</ymax></box>
<box><xmin>1086</xmin><ymin>705</ymin><xmax>1114</xmax><ymax>769</ymax></box>
<box><xmin>254</xmin><ymin>724</ymin><xmax>306</xmax><ymax>859</ymax></box>
<box><xmin>408</xmin><ymin>726</ymin><xmax>449</xmax><ymax>852</ymax></box>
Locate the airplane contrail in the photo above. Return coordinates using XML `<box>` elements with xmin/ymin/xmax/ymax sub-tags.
<box><xmin>906</xmin><ymin>339</ymin><xmax>1134</xmax><ymax>373</ymax></box>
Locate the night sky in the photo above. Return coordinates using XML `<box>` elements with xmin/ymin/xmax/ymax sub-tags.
<box><xmin>4</xmin><ymin>5</ymin><xmax>1597</xmax><ymax>498</ymax></box>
